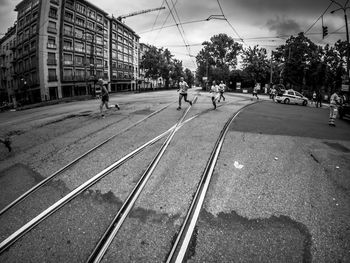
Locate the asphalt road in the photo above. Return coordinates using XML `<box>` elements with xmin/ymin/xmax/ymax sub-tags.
<box><xmin>0</xmin><ymin>92</ymin><xmax>349</xmax><ymax>262</ymax></box>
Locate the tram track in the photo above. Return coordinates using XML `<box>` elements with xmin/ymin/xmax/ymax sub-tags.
<box><xmin>0</xmin><ymin>97</ymin><xmax>198</xmax><ymax>255</ymax></box>
<box><xmin>0</xmin><ymin>95</ymin><xmax>256</xmax><ymax>261</ymax></box>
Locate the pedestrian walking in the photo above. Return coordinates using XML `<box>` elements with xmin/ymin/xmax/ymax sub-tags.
<box><xmin>270</xmin><ymin>85</ymin><xmax>277</xmax><ymax>102</ymax></box>
<box><xmin>329</xmin><ymin>90</ymin><xmax>341</xmax><ymax>126</ymax></box>
<box><xmin>218</xmin><ymin>80</ymin><xmax>226</xmax><ymax>102</ymax></box>
<box><xmin>177</xmin><ymin>77</ymin><xmax>192</xmax><ymax>110</ymax></box>
<box><xmin>210</xmin><ymin>80</ymin><xmax>220</xmax><ymax>109</ymax></box>
<box><xmin>0</xmin><ymin>137</ymin><xmax>11</xmax><ymax>152</ymax></box>
<box><xmin>316</xmin><ymin>91</ymin><xmax>322</xmax><ymax>108</ymax></box>
<box><xmin>98</xmin><ymin>79</ymin><xmax>120</xmax><ymax>118</ymax></box>
<box><xmin>312</xmin><ymin>91</ymin><xmax>317</xmax><ymax>105</ymax></box>
<box><xmin>252</xmin><ymin>83</ymin><xmax>259</xmax><ymax>100</ymax></box>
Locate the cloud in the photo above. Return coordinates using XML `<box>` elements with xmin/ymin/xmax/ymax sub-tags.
<box><xmin>266</xmin><ymin>16</ymin><xmax>302</xmax><ymax>36</ymax></box>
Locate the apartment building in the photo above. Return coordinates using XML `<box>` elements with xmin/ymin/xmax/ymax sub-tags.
<box><xmin>8</xmin><ymin>0</ymin><xmax>140</xmax><ymax>105</ymax></box>
<box><xmin>0</xmin><ymin>25</ymin><xmax>16</xmax><ymax>104</ymax></box>
<box><xmin>109</xmin><ymin>17</ymin><xmax>139</xmax><ymax>92</ymax></box>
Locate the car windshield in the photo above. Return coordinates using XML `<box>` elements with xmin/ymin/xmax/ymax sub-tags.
<box><xmin>295</xmin><ymin>92</ymin><xmax>302</xmax><ymax>97</ymax></box>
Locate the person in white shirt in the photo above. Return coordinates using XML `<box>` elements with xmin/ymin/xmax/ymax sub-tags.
<box><xmin>177</xmin><ymin>77</ymin><xmax>192</xmax><ymax>110</ymax></box>
<box><xmin>329</xmin><ymin>90</ymin><xmax>341</xmax><ymax>126</ymax></box>
<box><xmin>210</xmin><ymin>80</ymin><xmax>220</xmax><ymax>109</ymax></box>
<box><xmin>218</xmin><ymin>80</ymin><xmax>226</xmax><ymax>102</ymax></box>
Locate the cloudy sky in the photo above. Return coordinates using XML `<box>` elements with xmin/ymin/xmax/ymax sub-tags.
<box><xmin>0</xmin><ymin>0</ymin><xmax>348</xmax><ymax>70</ymax></box>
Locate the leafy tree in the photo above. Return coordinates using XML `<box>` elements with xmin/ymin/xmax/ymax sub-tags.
<box><xmin>195</xmin><ymin>34</ymin><xmax>242</xmax><ymax>89</ymax></box>
<box><xmin>184</xmin><ymin>68</ymin><xmax>194</xmax><ymax>87</ymax></box>
<box><xmin>241</xmin><ymin>45</ymin><xmax>270</xmax><ymax>86</ymax></box>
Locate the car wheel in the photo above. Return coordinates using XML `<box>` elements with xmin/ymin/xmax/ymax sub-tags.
<box><xmin>302</xmin><ymin>100</ymin><xmax>307</xmax><ymax>106</ymax></box>
<box><xmin>284</xmin><ymin>98</ymin><xmax>290</xmax><ymax>104</ymax></box>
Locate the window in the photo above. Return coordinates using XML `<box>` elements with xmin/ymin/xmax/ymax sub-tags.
<box><xmin>64</xmin><ymin>24</ymin><xmax>73</xmax><ymax>36</ymax></box>
<box><xmin>85</xmin><ymin>33</ymin><xmax>93</xmax><ymax>42</ymax></box>
<box><xmin>30</xmin><ymin>40</ymin><xmax>36</xmax><ymax>50</ymax></box>
<box><xmin>112</xmin><ymin>51</ymin><xmax>117</xmax><ymax>59</ymax></box>
<box><xmin>49</xmin><ymin>7</ymin><xmax>58</xmax><ymax>19</ymax></box>
<box><xmin>112</xmin><ymin>23</ymin><xmax>117</xmax><ymax>30</ymax></box>
<box><xmin>63</xmin><ymin>68</ymin><xmax>73</xmax><ymax>80</ymax></box>
<box><xmin>75</xmin><ymin>69</ymin><xmax>85</xmax><ymax>80</ymax></box>
<box><xmin>63</xmin><ymin>53</ymin><xmax>73</xmax><ymax>65</ymax></box>
<box><xmin>86</xmin><ymin>44</ymin><xmax>92</xmax><ymax>53</ymax></box>
<box><xmin>112</xmin><ymin>32</ymin><xmax>117</xmax><ymax>39</ymax></box>
<box><xmin>63</xmin><ymin>39</ymin><xmax>73</xmax><ymax>50</ymax></box>
<box><xmin>64</xmin><ymin>11</ymin><xmax>73</xmax><ymax>22</ymax></box>
<box><xmin>48</xmin><ymin>69</ymin><xmax>57</xmax><ymax>81</ymax></box>
<box><xmin>112</xmin><ymin>42</ymin><xmax>117</xmax><ymax>50</ymax></box>
<box><xmin>87</xmin><ymin>21</ymin><xmax>94</xmax><ymax>30</ymax></box>
<box><xmin>75</xmin><ymin>41</ymin><xmax>84</xmax><ymax>52</ymax></box>
<box><xmin>96</xmin><ymin>36</ymin><xmax>103</xmax><ymax>45</ymax></box>
<box><xmin>74</xmin><ymin>55</ymin><xmax>84</xmax><ymax>66</ymax></box>
<box><xmin>75</xmin><ymin>28</ymin><xmax>84</xmax><ymax>39</ymax></box>
<box><xmin>47</xmin><ymin>37</ymin><xmax>56</xmax><ymax>48</ymax></box>
<box><xmin>32</xmin><ymin>10</ymin><xmax>38</xmax><ymax>20</ymax></box>
<box><xmin>96</xmin><ymin>58</ymin><xmax>102</xmax><ymax>67</ymax></box>
<box><xmin>76</xmin><ymin>16</ymin><xmax>85</xmax><ymax>27</ymax></box>
<box><xmin>24</xmin><ymin>29</ymin><xmax>30</xmax><ymax>40</ymax></box>
<box><xmin>76</xmin><ymin>3</ymin><xmax>85</xmax><ymax>14</ymax></box>
<box><xmin>48</xmin><ymin>21</ymin><xmax>57</xmax><ymax>33</ymax></box>
<box><xmin>31</xmin><ymin>24</ymin><xmax>37</xmax><ymax>35</ymax></box>
<box><xmin>96</xmin><ymin>47</ymin><xmax>102</xmax><ymax>56</ymax></box>
<box><xmin>104</xmin><ymin>60</ymin><xmax>108</xmax><ymax>67</ymax></box>
<box><xmin>66</xmin><ymin>0</ymin><xmax>74</xmax><ymax>9</ymax></box>
<box><xmin>96</xmin><ymin>25</ymin><xmax>103</xmax><ymax>34</ymax></box>
<box><xmin>87</xmin><ymin>9</ymin><xmax>95</xmax><ymax>19</ymax></box>
<box><xmin>47</xmin><ymin>53</ymin><xmax>56</xmax><ymax>65</ymax></box>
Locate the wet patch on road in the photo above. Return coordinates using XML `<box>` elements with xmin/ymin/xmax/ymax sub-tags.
<box><xmin>185</xmin><ymin>209</ymin><xmax>312</xmax><ymax>263</ymax></box>
<box><xmin>323</xmin><ymin>141</ymin><xmax>350</xmax><ymax>153</ymax></box>
<box><xmin>132</xmin><ymin>108</ymin><xmax>154</xmax><ymax>115</ymax></box>
<box><xmin>0</xmin><ymin>163</ymin><xmax>45</xmax><ymax>210</ymax></box>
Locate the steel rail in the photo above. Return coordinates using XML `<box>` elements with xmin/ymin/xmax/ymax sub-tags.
<box><xmin>0</xmin><ymin>103</ymin><xmax>172</xmax><ymax>217</ymax></box>
<box><xmin>0</xmin><ymin>103</ymin><xmax>198</xmax><ymax>255</ymax></box>
<box><xmin>166</xmin><ymin>102</ymin><xmax>256</xmax><ymax>263</ymax></box>
<box><xmin>86</xmin><ymin>96</ymin><xmax>198</xmax><ymax>263</ymax></box>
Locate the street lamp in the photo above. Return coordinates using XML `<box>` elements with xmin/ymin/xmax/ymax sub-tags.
<box><xmin>330</xmin><ymin>0</ymin><xmax>350</xmax><ymax>79</ymax></box>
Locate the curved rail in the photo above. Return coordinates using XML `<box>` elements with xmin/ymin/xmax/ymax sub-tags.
<box><xmin>166</xmin><ymin>102</ymin><xmax>256</xmax><ymax>263</ymax></box>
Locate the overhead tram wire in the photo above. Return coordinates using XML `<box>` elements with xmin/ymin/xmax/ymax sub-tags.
<box><xmin>216</xmin><ymin>0</ymin><xmax>246</xmax><ymax>45</ymax></box>
<box><xmin>153</xmin><ymin>0</ymin><xmax>179</xmax><ymax>44</ymax></box>
<box><xmin>151</xmin><ymin>0</ymin><xmax>166</xmax><ymax>32</ymax></box>
<box><xmin>164</xmin><ymin>0</ymin><xmax>196</xmax><ymax>68</ymax></box>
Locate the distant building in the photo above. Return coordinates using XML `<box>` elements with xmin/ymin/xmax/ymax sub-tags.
<box><xmin>109</xmin><ymin>16</ymin><xmax>139</xmax><ymax>92</ymax></box>
<box><xmin>139</xmin><ymin>43</ymin><xmax>151</xmax><ymax>89</ymax></box>
<box><xmin>5</xmin><ymin>0</ymin><xmax>141</xmax><ymax>105</ymax></box>
<box><xmin>0</xmin><ymin>25</ymin><xmax>17</xmax><ymax>104</ymax></box>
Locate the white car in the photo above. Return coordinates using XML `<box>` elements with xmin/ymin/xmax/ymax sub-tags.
<box><xmin>276</xmin><ymin>89</ymin><xmax>308</xmax><ymax>106</ymax></box>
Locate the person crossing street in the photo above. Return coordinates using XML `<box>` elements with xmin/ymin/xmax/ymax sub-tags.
<box><xmin>329</xmin><ymin>90</ymin><xmax>341</xmax><ymax>126</ymax></box>
<box><xmin>218</xmin><ymin>80</ymin><xmax>226</xmax><ymax>102</ymax></box>
<box><xmin>98</xmin><ymin>79</ymin><xmax>120</xmax><ymax>118</ymax></box>
<box><xmin>177</xmin><ymin>77</ymin><xmax>192</xmax><ymax>110</ymax></box>
<box><xmin>210</xmin><ymin>80</ymin><xmax>220</xmax><ymax>110</ymax></box>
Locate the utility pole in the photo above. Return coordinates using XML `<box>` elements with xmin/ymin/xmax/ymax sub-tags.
<box><xmin>330</xmin><ymin>0</ymin><xmax>350</xmax><ymax>80</ymax></box>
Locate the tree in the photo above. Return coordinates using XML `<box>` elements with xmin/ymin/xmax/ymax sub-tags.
<box><xmin>241</xmin><ymin>45</ymin><xmax>270</xmax><ymax>86</ymax></box>
<box><xmin>184</xmin><ymin>68</ymin><xmax>194</xmax><ymax>88</ymax></box>
<box><xmin>196</xmin><ymin>33</ymin><xmax>242</xmax><ymax>88</ymax></box>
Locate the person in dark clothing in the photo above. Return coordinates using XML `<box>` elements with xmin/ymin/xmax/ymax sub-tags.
<box><xmin>98</xmin><ymin>79</ymin><xmax>120</xmax><ymax>118</ymax></box>
<box><xmin>316</xmin><ymin>91</ymin><xmax>323</xmax><ymax>108</ymax></box>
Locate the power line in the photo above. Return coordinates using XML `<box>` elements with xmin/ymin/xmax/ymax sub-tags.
<box><xmin>304</xmin><ymin>2</ymin><xmax>333</xmax><ymax>34</ymax></box>
<box><xmin>151</xmin><ymin>0</ymin><xmax>166</xmax><ymax>32</ymax></box>
<box><xmin>216</xmin><ymin>0</ymin><xmax>245</xmax><ymax>45</ymax></box>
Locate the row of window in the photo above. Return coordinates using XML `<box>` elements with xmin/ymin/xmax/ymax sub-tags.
<box><xmin>65</xmin><ymin>0</ymin><xmax>108</xmax><ymax>26</ymax></box>
<box><xmin>64</xmin><ymin>11</ymin><xmax>107</xmax><ymax>34</ymax></box>
<box><xmin>17</xmin><ymin>0</ymin><xmax>39</xmax><ymax>19</ymax></box>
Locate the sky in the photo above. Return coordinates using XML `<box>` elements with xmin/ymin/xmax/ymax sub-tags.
<box><xmin>0</xmin><ymin>0</ymin><xmax>349</xmax><ymax>71</ymax></box>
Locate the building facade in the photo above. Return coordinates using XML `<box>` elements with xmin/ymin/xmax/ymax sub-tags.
<box><xmin>109</xmin><ymin>17</ymin><xmax>139</xmax><ymax>92</ymax></box>
<box><xmin>0</xmin><ymin>25</ymin><xmax>17</xmax><ymax>104</ymax></box>
<box><xmin>7</xmin><ymin>0</ymin><xmax>140</xmax><ymax>105</ymax></box>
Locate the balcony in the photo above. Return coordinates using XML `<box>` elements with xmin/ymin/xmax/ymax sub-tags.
<box><xmin>63</xmin><ymin>46</ymin><xmax>73</xmax><ymax>51</ymax></box>
<box><xmin>64</xmin><ymin>16</ymin><xmax>73</xmax><ymax>23</ymax></box>
<box><xmin>47</xmin><ymin>59</ymin><xmax>57</xmax><ymax>65</ymax></box>
<box><xmin>63</xmin><ymin>60</ymin><xmax>73</xmax><ymax>65</ymax></box>
<box><xmin>63</xmin><ymin>30</ymin><xmax>74</xmax><ymax>37</ymax></box>
<box><xmin>48</xmin><ymin>13</ymin><xmax>58</xmax><ymax>20</ymax></box>
<box><xmin>63</xmin><ymin>75</ymin><xmax>74</xmax><ymax>81</ymax></box>
<box><xmin>47</xmin><ymin>43</ymin><xmax>57</xmax><ymax>49</ymax></box>
<box><xmin>75</xmin><ymin>75</ymin><xmax>86</xmax><ymax>81</ymax></box>
<box><xmin>47</xmin><ymin>27</ymin><xmax>57</xmax><ymax>34</ymax></box>
<box><xmin>75</xmin><ymin>47</ymin><xmax>85</xmax><ymax>53</ymax></box>
<box><xmin>48</xmin><ymin>75</ymin><xmax>58</xmax><ymax>82</ymax></box>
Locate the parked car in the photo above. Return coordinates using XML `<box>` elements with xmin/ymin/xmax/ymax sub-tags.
<box><xmin>275</xmin><ymin>89</ymin><xmax>309</xmax><ymax>106</ymax></box>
